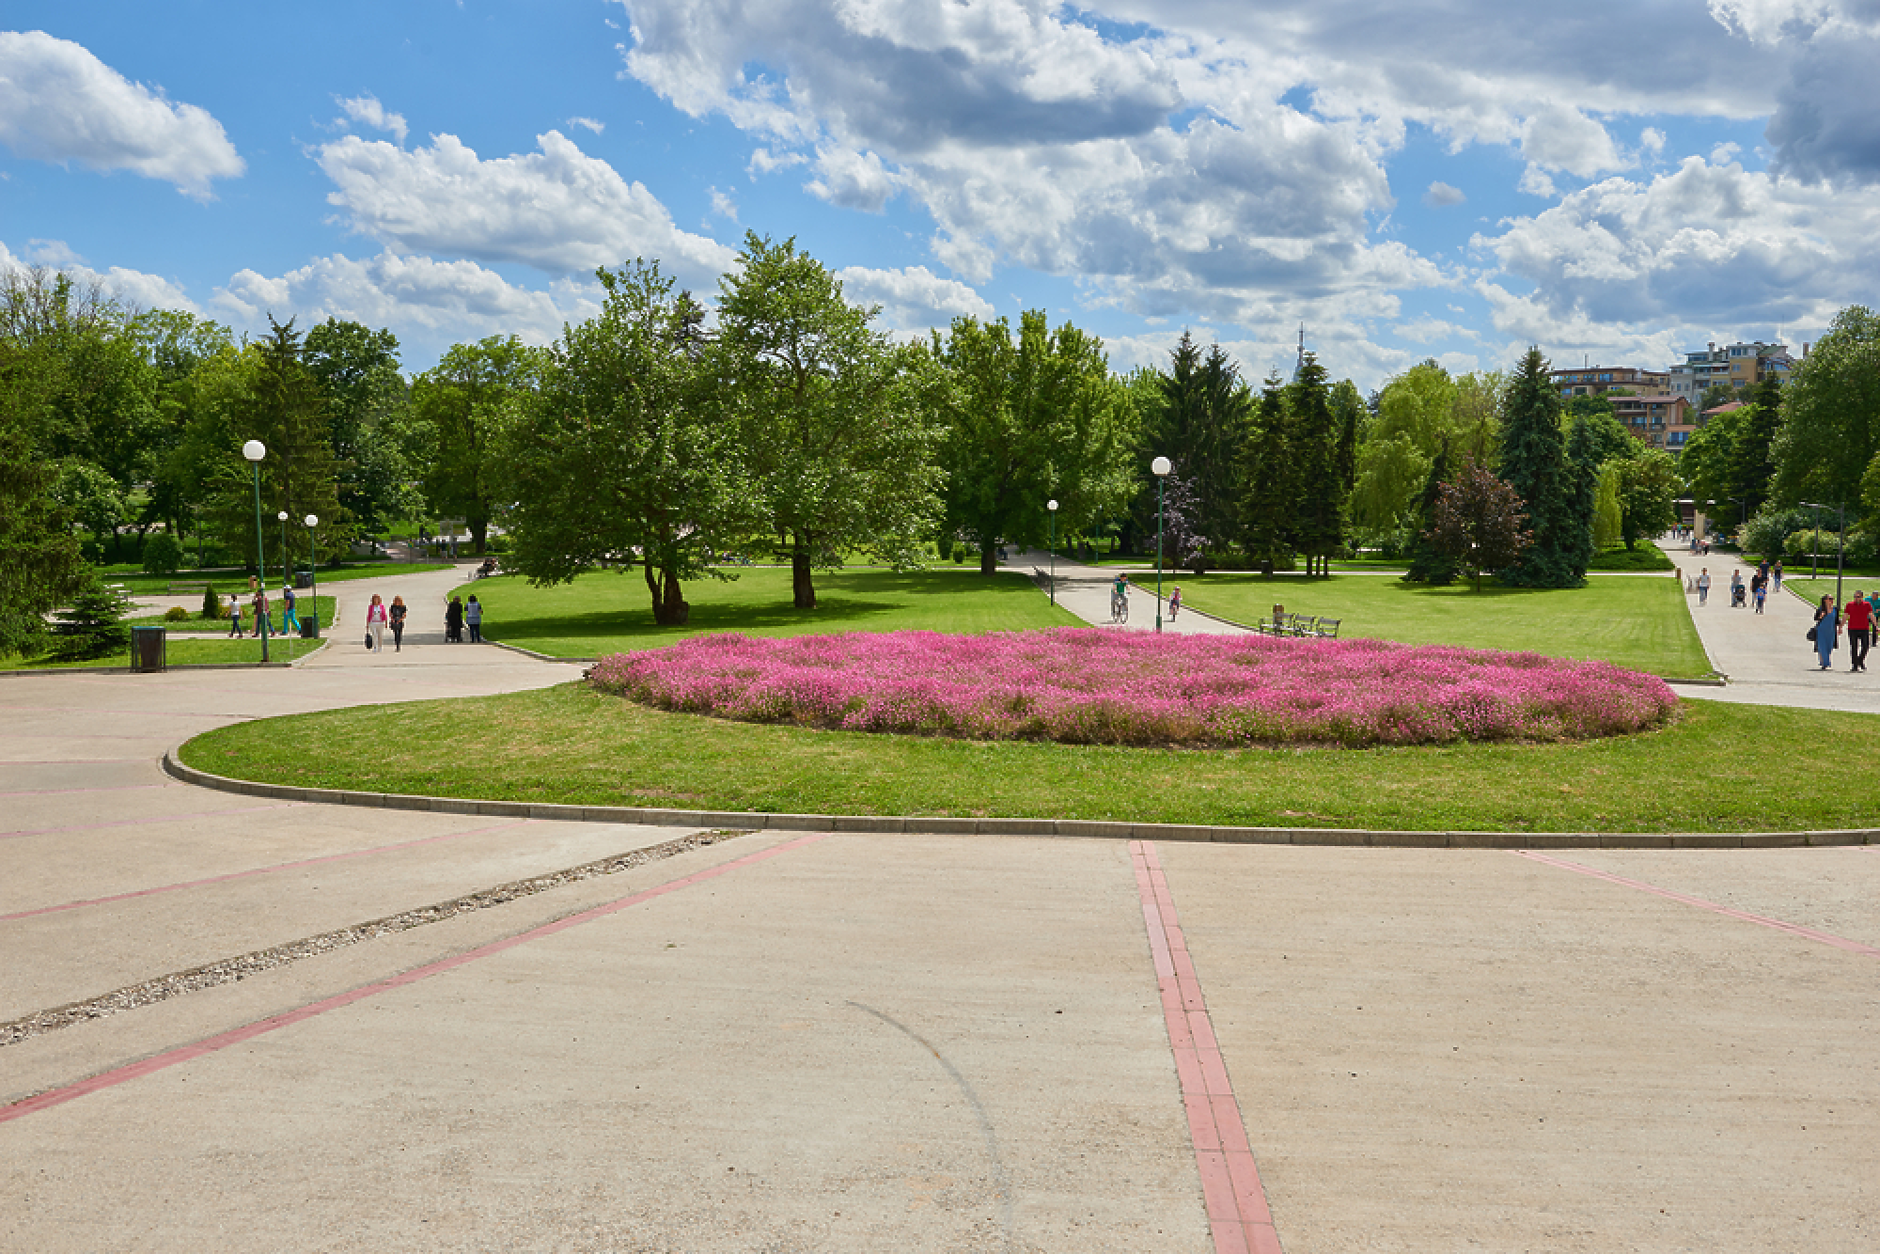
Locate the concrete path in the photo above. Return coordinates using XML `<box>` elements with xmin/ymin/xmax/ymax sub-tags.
<box><xmin>1016</xmin><ymin>549</ymin><xmax>1254</xmax><ymax>636</ymax></box>
<box><xmin>5</xmin><ymin>563</ymin><xmax>1880</xmax><ymax>1251</ymax></box>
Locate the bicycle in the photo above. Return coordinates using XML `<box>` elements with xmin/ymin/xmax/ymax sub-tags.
<box><xmin>1111</xmin><ymin>589</ymin><xmax>1129</xmax><ymax>624</ymax></box>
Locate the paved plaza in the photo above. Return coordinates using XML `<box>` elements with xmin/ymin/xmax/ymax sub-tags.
<box><xmin>3</xmin><ymin>562</ymin><xmax>1878</xmax><ymax>1251</ymax></box>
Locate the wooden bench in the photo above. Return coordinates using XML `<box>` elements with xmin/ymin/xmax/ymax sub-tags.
<box><xmin>1253</xmin><ymin>613</ymin><xmax>1341</xmax><ymax>638</ymax></box>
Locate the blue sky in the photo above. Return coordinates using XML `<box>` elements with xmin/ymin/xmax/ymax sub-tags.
<box><xmin>4</xmin><ymin>0</ymin><xmax>1878</xmax><ymax>390</ymax></box>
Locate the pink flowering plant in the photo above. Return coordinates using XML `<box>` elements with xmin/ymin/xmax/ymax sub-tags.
<box><xmin>585</xmin><ymin>628</ymin><xmax>1678</xmax><ymax>748</ymax></box>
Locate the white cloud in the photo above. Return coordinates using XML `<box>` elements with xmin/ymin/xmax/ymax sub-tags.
<box><xmin>804</xmin><ymin>145</ymin><xmax>898</xmax><ymax>211</ymax></box>
<box><xmin>1</xmin><ymin>237</ymin><xmax>200</xmax><ymax>314</ymax></box>
<box><xmin>1424</xmin><ymin>181</ymin><xmax>1466</xmax><ymax>207</ymax></box>
<box><xmin>567</xmin><ymin>116</ymin><xmax>606</xmax><ymax>134</ymax></box>
<box><xmin>708</xmin><ymin>185</ymin><xmax>738</xmax><ymax>221</ymax></box>
<box><xmin>335</xmin><ymin>94</ymin><xmax>407</xmax><ymax>144</ymax></box>
<box><xmin>834</xmin><ymin>264</ymin><xmax>994</xmax><ymax>335</ymax></box>
<box><xmin>213</xmin><ymin>250</ymin><xmax>602</xmax><ymax>349</ymax></box>
<box><xmin>748</xmin><ymin>146</ymin><xmax>809</xmax><ymax>176</ymax></box>
<box><xmin>314</xmin><ymin>130</ymin><xmax>737</xmax><ymax>285</ymax></box>
<box><xmin>1519</xmin><ymin>105</ymin><xmax>1626</xmax><ymax>178</ymax></box>
<box><xmin>1517</xmin><ymin>165</ymin><xmax>1559</xmax><ymax>198</ymax></box>
<box><xmin>0</xmin><ymin>30</ymin><xmax>242</xmax><ymax>197</ymax></box>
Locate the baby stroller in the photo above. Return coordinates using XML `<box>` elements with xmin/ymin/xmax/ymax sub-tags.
<box><xmin>1731</xmin><ymin>581</ymin><xmax>1747</xmax><ymax>608</ymax></box>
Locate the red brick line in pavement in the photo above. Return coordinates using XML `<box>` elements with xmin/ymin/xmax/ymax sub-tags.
<box><xmin>1516</xmin><ymin>851</ymin><xmax>1880</xmax><ymax>957</ymax></box>
<box><xmin>0</xmin><ymin>833</ymin><xmax>830</xmax><ymax>1126</ymax></box>
<box><xmin>1131</xmin><ymin>840</ymin><xmax>1283</xmax><ymax>1254</ymax></box>
<box><xmin>0</xmin><ymin>819</ymin><xmax>531</xmax><ymax>923</ymax></box>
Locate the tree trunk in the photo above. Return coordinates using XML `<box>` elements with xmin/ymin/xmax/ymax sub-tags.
<box><xmin>645</xmin><ymin>563</ymin><xmax>690</xmax><ymax>625</ymax></box>
<box><xmin>792</xmin><ymin>533</ymin><xmax>816</xmax><ymax>609</ymax></box>
<box><xmin>470</xmin><ymin>519</ymin><xmax>488</xmax><ymax>556</ymax></box>
<box><xmin>979</xmin><ymin>540</ymin><xmax>997</xmax><ymax>576</ymax></box>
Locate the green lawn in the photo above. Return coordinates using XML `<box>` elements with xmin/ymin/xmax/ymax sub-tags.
<box><xmin>126</xmin><ymin>596</ymin><xmax>336</xmax><ymax>630</ymax></box>
<box><xmin>463</xmin><ymin>566</ymin><xmax>1084</xmax><ymax>657</ymax></box>
<box><xmin>98</xmin><ymin>561</ymin><xmax>448</xmax><ymax>596</ymax></box>
<box><xmin>179</xmin><ymin>684</ymin><xmax>1880</xmax><ymax>834</ymax></box>
<box><xmin>1166</xmin><ymin>572</ymin><xmax>1710</xmax><ymax>677</ymax></box>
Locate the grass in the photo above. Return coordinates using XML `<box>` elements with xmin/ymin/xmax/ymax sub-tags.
<box><xmin>1</xmin><ymin>635</ymin><xmax>321</xmax><ymax>670</ymax></box>
<box><xmin>1165</xmin><ymin>572</ymin><xmax>1710</xmax><ymax>677</ymax></box>
<box><xmin>98</xmin><ymin>562</ymin><xmax>449</xmax><ymax>596</ymax></box>
<box><xmin>178</xmin><ymin>683</ymin><xmax>1880</xmax><ymax>833</ymax></box>
<box><xmin>125</xmin><ymin>596</ymin><xmax>336</xmax><ymax>630</ymax></box>
<box><xmin>465</xmin><ymin>566</ymin><xmax>1084</xmax><ymax>657</ymax></box>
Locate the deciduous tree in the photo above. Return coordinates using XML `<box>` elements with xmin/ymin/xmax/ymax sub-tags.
<box><xmin>1428</xmin><ymin>457</ymin><xmax>1532</xmax><ymax>592</ymax></box>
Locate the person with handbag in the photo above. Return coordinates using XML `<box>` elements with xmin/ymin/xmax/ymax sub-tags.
<box><xmin>1812</xmin><ymin>595</ymin><xmax>1839</xmax><ymax>671</ymax></box>
<box><xmin>389</xmin><ymin>595</ymin><xmax>408</xmax><ymax>652</ymax></box>
<box><xmin>365</xmin><ymin>594</ymin><xmax>389</xmax><ymax>653</ymax></box>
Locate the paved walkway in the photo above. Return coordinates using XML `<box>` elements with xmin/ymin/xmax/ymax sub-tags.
<box><xmin>4</xmin><ymin>563</ymin><xmax>1880</xmax><ymax>1251</ymax></box>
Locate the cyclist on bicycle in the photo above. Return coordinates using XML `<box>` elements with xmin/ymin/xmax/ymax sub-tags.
<box><xmin>1111</xmin><ymin>573</ymin><xmax>1130</xmax><ymax>622</ymax></box>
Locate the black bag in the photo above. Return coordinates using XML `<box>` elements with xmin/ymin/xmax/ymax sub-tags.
<box><xmin>365</xmin><ymin>633</ymin><xmax>373</xmax><ymax>647</ymax></box>
<box><xmin>1807</xmin><ymin>625</ymin><xmax>1818</xmax><ymax>642</ymax></box>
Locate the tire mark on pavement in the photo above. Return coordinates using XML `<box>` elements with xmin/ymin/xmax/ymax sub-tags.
<box><xmin>848</xmin><ymin>1000</ymin><xmax>1016</xmax><ymax>1252</ymax></box>
<box><xmin>1516</xmin><ymin>851</ymin><xmax>1880</xmax><ymax>956</ymax></box>
<box><xmin>1132</xmin><ymin>840</ymin><xmax>1283</xmax><ymax>1254</ymax></box>
<box><xmin>1</xmin><ymin>831</ymin><xmax>826</xmax><ymax>1120</ymax></box>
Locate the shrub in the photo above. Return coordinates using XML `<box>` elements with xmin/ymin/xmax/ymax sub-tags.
<box><xmin>1787</xmin><ymin>528</ymin><xmax>1842</xmax><ymax>561</ymax></box>
<box><xmin>588</xmin><ymin>628</ymin><xmax>1678</xmax><ymax>749</ymax></box>
<box><xmin>164</xmin><ymin>606</ymin><xmax>189</xmax><ymax>622</ymax></box>
<box><xmin>141</xmin><ymin>531</ymin><xmax>184</xmax><ymax>576</ymax></box>
<box><xmin>202</xmin><ymin>585</ymin><xmax>224</xmax><ymax>620</ymax></box>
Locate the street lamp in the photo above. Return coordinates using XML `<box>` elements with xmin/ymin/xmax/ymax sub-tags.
<box><xmin>1046</xmin><ymin>499</ymin><xmax>1059</xmax><ymax>606</ymax></box>
<box><xmin>276</xmin><ymin>510</ymin><xmax>290</xmax><ymax>589</ymax></box>
<box><xmin>242</xmin><ymin>440</ymin><xmax>269</xmax><ymax>664</ymax></box>
<box><xmin>1151</xmin><ymin>456</ymin><xmax>1172</xmax><ymax>633</ymax></box>
<box><xmin>1803</xmin><ymin>501</ymin><xmax>1846</xmax><ymax>605</ymax></box>
<box><xmin>304</xmin><ymin>515</ymin><xmax>320</xmax><ymax>639</ymax></box>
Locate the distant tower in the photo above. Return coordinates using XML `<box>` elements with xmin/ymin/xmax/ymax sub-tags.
<box><xmin>1293</xmin><ymin>324</ymin><xmax>1307</xmax><ymax>380</ymax></box>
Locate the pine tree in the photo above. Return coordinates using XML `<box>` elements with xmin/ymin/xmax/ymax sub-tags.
<box><xmin>1498</xmin><ymin>348</ymin><xmax>1584</xmax><ymax>587</ymax></box>
<box><xmin>1564</xmin><ymin>415</ymin><xmax>1603</xmax><ymax>569</ymax></box>
<box><xmin>1403</xmin><ymin>435</ymin><xmax>1458</xmax><ymax>584</ymax></box>
<box><xmin>1236</xmin><ymin>374</ymin><xmax>1291</xmax><ymax>573</ymax></box>
<box><xmin>48</xmin><ymin>574</ymin><xmax>131</xmax><ymax>661</ymax></box>
<box><xmin>1286</xmin><ymin>352</ymin><xmax>1343</xmax><ymax>576</ymax></box>
<box><xmin>1152</xmin><ymin>333</ymin><xmax>1250</xmax><ymax>557</ymax></box>
<box><xmin>1729</xmin><ymin>372</ymin><xmax>1783</xmax><ymax>518</ymax></box>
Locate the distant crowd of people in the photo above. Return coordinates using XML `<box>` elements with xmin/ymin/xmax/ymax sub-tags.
<box><xmin>361</xmin><ymin>593</ymin><xmax>482</xmax><ymax>652</ymax></box>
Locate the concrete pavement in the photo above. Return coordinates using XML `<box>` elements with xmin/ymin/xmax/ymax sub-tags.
<box><xmin>4</xmin><ymin>561</ymin><xmax>1880</xmax><ymax>1251</ymax></box>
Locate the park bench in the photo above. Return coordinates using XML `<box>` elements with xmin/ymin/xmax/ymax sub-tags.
<box><xmin>1252</xmin><ymin>612</ymin><xmax>1342</xmax><ymax>639</ymax></box>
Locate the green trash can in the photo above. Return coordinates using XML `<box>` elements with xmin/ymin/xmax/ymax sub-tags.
<box><xmin>301</xmin><ymin>613</ymin><xmax>320</xmax><ymax>640</ymax></box>
<box><xmin>130</xmin><ymin>625</ymin><xmax>168</xmax><ymax>673</ymax></box>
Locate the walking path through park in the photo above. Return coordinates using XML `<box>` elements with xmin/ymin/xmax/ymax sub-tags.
<box><xmin>5</xmin><ymin>562</ymin><xmax>1880</xmax><ymax>1251</ymax></box>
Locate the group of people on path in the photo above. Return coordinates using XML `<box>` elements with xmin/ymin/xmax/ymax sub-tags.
<box><xmin>226</xmin><ymin>578</ymin><xmax>303</xmax><ymax>638</ymax></box>
<box><xmin>1811</xmin><ymin>591</ymin><xmax>1876</xmax><ymax>672</ymax></box>
<box><xmin>360</xmin><ymin>592</ymin><xmax>483</xmax><ymax>653</ymax></box>
<box><xmin>1694</xmin><ymin>560</ymin><xmax>1782</xmax><ymax>610</ymax></box>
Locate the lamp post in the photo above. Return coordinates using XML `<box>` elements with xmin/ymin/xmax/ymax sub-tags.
<box><xmin>242</xmin><ymin>440</ymin><xmax>269</xmax><ymax>664</ymax></box>
<box><xmin>1151</xmin><ymin>456</ymin><xmax>1172</xmax><ymax>633</ymax></box>
<box><xmin>1046</xmin><ymin>498</ymin><xmax>1059</xmax><ymax>606</ymax></box>
<box><xmin>304</xmin><ymin>515</ymin><xmax>320</xmax><ymax>639</ymax></box>
<box><xmin>276</xmin><ymin>510</ymin><xmax>290</xmax><ymax>589</ymax></box>
<box><xmin>1803</xmin><ymin>501</ymin><xmax>1846</xmax><ymax>605</ymax></box>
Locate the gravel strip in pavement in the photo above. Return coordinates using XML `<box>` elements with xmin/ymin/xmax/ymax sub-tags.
<box><xmin>0</xmin><ymin>828</ymin><xmax>748</xmax><ymax>1049</ymax></box>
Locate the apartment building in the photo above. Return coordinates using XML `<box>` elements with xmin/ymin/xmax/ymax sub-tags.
<box><xmin>1548</xmin><ymin>365</ymin><xmax>1670</xmax><ymax>396</ymax></box>
<box><xmin>1612</xmin><ymin>393</ymin><xmax>1692</xmax><ymax>451</ymax></box>
<box><xmin>1665</xmin><ymin>341</ymin><xmax>1796</xmax><ymax>401</ymax></box>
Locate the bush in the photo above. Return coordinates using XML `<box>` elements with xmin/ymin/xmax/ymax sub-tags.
<box><xmin>1586</xmin><ymin>546</ymin><xmax>1674</xmax><ymax>572</ymax></box>
<box><xmin>201</xmin><ymin>585</ymin><xmax>223</xmax><ymax>620</ymax></box>
<box><xmin>49</xmin><ymin>577</ymin><xmax>132</xmax><ymax>661</ymax></box>
<box><xmin>935</xmin><ymin>534</ymin><xmax>954</xmax><ymax>562</ymax></box>
<box><xmin>1787</xmin><ymin>528</ymin><xmax>1842</xmax><ymax>561</ymax></box>
<box><xmin>1742</xmin><ymin>507</ymin><xmax>1813</xmax><ymax>564</ymax></box>
<box><xmin>164</xmin><ymin>606</ymin><xmax>189</xmax><ymax>622</ymax></box>
<box><xmin>141</xmin><ymin>531</ymin><xmax>184</xmax><ymax>576</ymax></box>
<box><xmin>487</xmin><ymin>534</ymin><xmax>513</xmax><ymax>554</ymax></box>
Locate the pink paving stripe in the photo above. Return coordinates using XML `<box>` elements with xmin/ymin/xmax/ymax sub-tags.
<box><xmin>0</xmin><ymin>801</ymin><xmax>298</xmax><ymax>843</ymax></box>
<box><xmin>1516</xmin><ymin>851</ymin><xmax>1880</xmax><ymax>957</ymax></box>
<box><xmin>1131</xmin><ymin>840</ymin><xmax>1283</xmax><ymax>1254</ymax></box>
<box><xmin>0</xmin><ymin>819</ymin><xmax>531</xmax><ymax>923</ymax></box>
<box><xmin>0</xmin><ymin>832</ymin><xmax>829</xmax><ymax>1125</ymax></box>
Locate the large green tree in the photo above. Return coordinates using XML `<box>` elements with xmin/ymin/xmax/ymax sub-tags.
<box><xmin>1498</xmin><ymin>348</ymin><xmax>1585</xmax><ymax>587</ymax></box>
<box><xmin>1770</xmin><ymin>306</ymin><xmax>1880</xmax><ymax>512</ymax></box>
<box><xmin>933</xmin><ymin>310</ymin><xmax>1137</xmax><ymax>575</ymax></box>
<box><xmin>414</xmin><ymin>335</ymin><xmax>546</xmax><ymax>555</ymax></box>
<box><xmin>716</xmin><ymin>234</ymin><xmax>943</xmax><ymax>608</ymax></box>
<box><xmin>495</xmin><ymin>262</ymin><xmax>749</xmax><ymax>626</ymax></box>
<box><xmin>1286</xmin><ymin>352</ymin><xmax>1344</xmax><ymax>575</ymax></box>
<box><xmin>1148</xmin><ymin>332</ymin><xmax>1251</xmax><ymax>551</ymax></box>
<box><xmin>1235</xmin><ymin>374</ymin><xmax>1292</xmax><ymax>572</ymax></box>
<box><xmin>305</xmin><ymin>319</ymin><xmax>421</xmax><ymax>539</ymax></box>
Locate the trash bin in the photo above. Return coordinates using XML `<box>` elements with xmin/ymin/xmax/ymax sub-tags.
<box><xmin>300</xmin><ymin>613</ymin><xmax>320</xmax><ymax>640</ymax></box>
<box><xmin>131</xmin><ymin>626</ymin><xmax>167</xmax><ymax>673</ymax></box>
<box><xmin>295</xmin><ymin>569</ymin><xmax>313</xmax><ymax>589</ymax></box>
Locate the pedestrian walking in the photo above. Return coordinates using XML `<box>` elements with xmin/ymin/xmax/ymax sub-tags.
<box><xmin>280</xmin><ymin>584</ymin><xmax>301</xmax><ymax>635</ymax></box>
<box><xmin>445</xmin><ymin>595</ymin><xmax>464</xmax><ymax>643</ymax></box>
<box><xmin>365</xmin><ymin>593</ymin><xmax>389</xmax><ymax>653</ymax></box>
<box><xmin>1753</xmin><ymin>575</ymin><xmax>1767</xmax><ymax>614</ymax></box>
<box><xmin>389</xmin><ymin>595</ymin><xmax>407</xmax><ymax>652</ymax></box>
<box><xmin>1730</xmin><ymin>569</ymin><xmax>1745</xmax><ymax>607</ymax></box>
<box><xmin>1813</xmin><ymin>595</ymin><xmax>1839</xmax><ymax>670</ymax></box>
<box><xmin>1696</xmin><ymin>568</ymin><xmax>1711</xmax><ymax>605</ymax></box>
<box><xmin>465</xmin><ymin>594</ymin><xmax>483</xmax><ymax>643</ymax></box>
<box><xmin>1168</xmin><ymin>587</ymin><xmax>1181</xmax><ymax>621</ymax></box>
<box><xmin>226</xmin><ymin>599</ymin><xmax>243</xmax><ymax>637</ymax></box>
<box><xmin>1846</xmin><ymin>591</ymin><xmax>1872</xmax><ymax>672</ymax></box>
<box><xmin>250</xmin><ymin>586</ymin><xmax>270</xmax><ymax>638</ymax></box>
<box><xmin>1772</xmin><ymin>560</ymin><xmax>1784</xmax><ymax>593</ymax></box>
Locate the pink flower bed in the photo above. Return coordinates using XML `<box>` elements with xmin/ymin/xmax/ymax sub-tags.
<box><xmin>585</xmin><ymin>628</ymin><xmax>1678</xmax><ymax>748</ymax></box>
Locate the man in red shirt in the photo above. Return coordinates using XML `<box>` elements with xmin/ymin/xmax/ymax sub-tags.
<box><xmin>1845</xmin><ymin>591</ymin><xmax>1872</xmax><ymax>672</ymax></box>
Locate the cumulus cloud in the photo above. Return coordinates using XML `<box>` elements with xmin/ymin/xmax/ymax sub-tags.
<box><xmin>336</xmin><ymin>93</ymin><xmax>407</xmax><ymax>143</ymax></box>
<box><xmin>1767</xmin><ymin>33</ymin><xmax>1880</xmax><ymax>184</ymax></box>
<box><xmin>567</xmin><ymin>116</ymin><xmax>605</xmax><ymax>134</ymax></box>
<box><xmin>214</xmin><ymin>250</ymin><xmax>602</xmax><ymax>347</ymax></box>
<box><xmin>1424</xmin><ymin>181</ymin><xmax>1466</xmax><ymax>207</ymax></box>
<box><xmin>314</xmin><ymin>130</ymin><xmax>737</xmax><ymax>285</ymax></box>
<box><xmin>833</xmin><ymin>264</ymin><xmax>994</xmax><ymax>334</ymax></box>
<box><xmin>0</xmin><ymin>237</ymin><xmax>202</xmax><ymax>314</ymax></box>
<box><xmin>0</xmin><ymin>30</ymin><xmax>242</xmax><ymax>197</ymax></box>
<box><xmin>1519</xmin><ymin>105</ymin><xmax>1626</xmax><ymax>177</ymax></box>
<box><xmin>805</xmin><ymin>145</ymin><xmax>898</xmax><ymax>211</ymax></box>
<box><xmin>1473</xmin><ymin>156</ymin><xmax>1880</xmax><ymax>331</ymax></box>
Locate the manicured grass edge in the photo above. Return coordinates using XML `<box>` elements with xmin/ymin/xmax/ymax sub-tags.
<box><xmin>160</xmin><ymin>745</ymin><xmax>1876</xmax><ymax>850</ymax></box>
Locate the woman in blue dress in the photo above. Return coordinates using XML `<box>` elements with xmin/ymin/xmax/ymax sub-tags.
<box><xmin>1814</xmin><ymin>595</ymin><xmax>1839</xmax><ymax>670</ymax></box>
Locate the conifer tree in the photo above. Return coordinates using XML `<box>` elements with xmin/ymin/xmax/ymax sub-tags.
<box><xmin>1286</xmin><ymin>352</ymin><xmax>1344</xmax><ymax>576</ymax></box>
<box><xmin>1564</xmin><ymin>414</ymin><xmax>1604</xmax><ymax>569</ymax></box>
<box><xmin>1498</xmin><ymin>348</ymin><xmax>1584</xmax><ymax>587</ymax></box>
<box><xmin>1236</xmin><ymin>374</ymin><xmax>1291</xmax><ymax>573</ymax></box>
<box><xmin>1403</xmin><ymin>435</ymin><xmax>1458</xmax><ymax>584</ymax></box>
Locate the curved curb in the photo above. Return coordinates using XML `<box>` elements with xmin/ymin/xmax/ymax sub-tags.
<box><xmin>160</xmin><ymin>748</ymin><xmax>1874</xmax><ymax>850</ymax></box>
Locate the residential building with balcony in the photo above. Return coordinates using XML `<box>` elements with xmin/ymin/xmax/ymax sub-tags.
<box><xmin>1610</xmin><ymin>393</ymin><xmax>1692</xmax><ymax>450</ymax></box>
<box><xmin>1665</xmin><ymin>341</ymin><xmax>1796</xmax><ymax>401</ymax></box>
<box><xmin>1548</xmin><ymin>365</ymin><xmax>1669</xmax><ymax>396</ymax></box>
